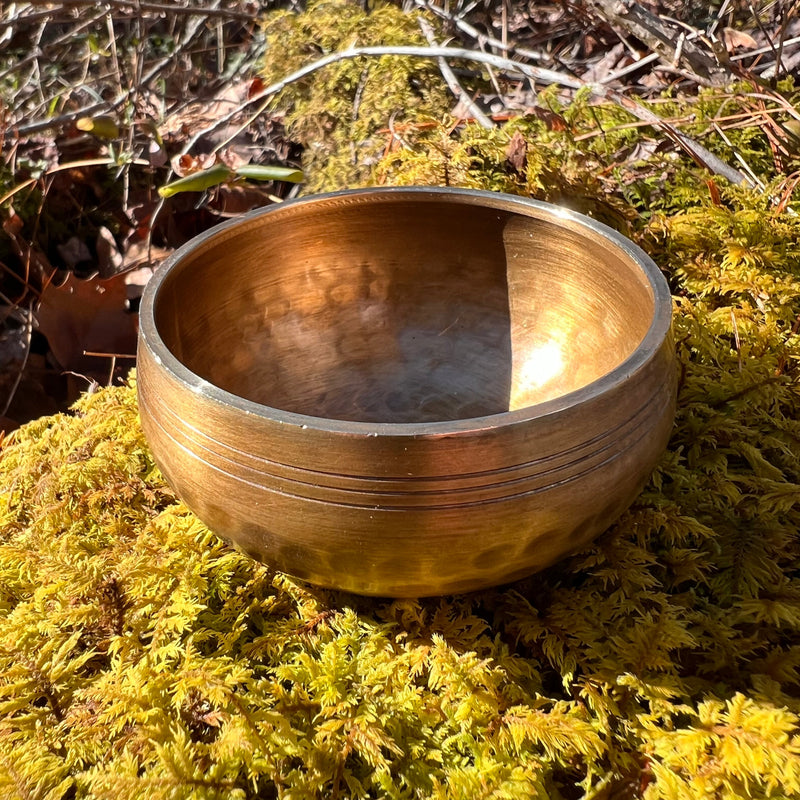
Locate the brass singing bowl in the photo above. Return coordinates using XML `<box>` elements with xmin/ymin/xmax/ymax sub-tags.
<box><xmin>137</xmin><ymin>187</ymin><xmax>676</xmax><ymax>597</ymax></box>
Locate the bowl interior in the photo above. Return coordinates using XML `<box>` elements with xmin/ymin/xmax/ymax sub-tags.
<box><xmin>153</xmin><ymin>194</ymin><xmax>656</xmax><ymax>424</ymax></box>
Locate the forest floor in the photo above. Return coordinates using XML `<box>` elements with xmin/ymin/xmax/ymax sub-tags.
<box><xmin>4</xmin><ymin>5</ymin><xmax>800</xmax><ymax>799</ymax></box>
<box><xmin>1</xmin><ymin>0</ymin><xmax>798</xmax><ymax>429</ymax></box>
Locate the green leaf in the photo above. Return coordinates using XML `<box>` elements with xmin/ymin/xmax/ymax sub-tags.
<box><xmin>234</xmin><ymin>164</ymin><xmax>304</xmax><ymax>184</ymax></box>
<box><xmin>157</xmin><ymin>164</ymin><xmax>232</xmax><ymax>198</ymax></box>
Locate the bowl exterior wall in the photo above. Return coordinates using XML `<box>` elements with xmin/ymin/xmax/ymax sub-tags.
<box><xmin>137</xmin><ymin>332</ymin><xmax>676</xmax><ymax>596</ymax></box>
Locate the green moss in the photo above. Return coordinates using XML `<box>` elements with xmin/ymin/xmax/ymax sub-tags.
<box><xmin>3</xmin><ymin>184</ymin><xmax>800</xmax><ymax>796</ymax></box>
<box><xmin>262</xmin><ymin>0</ymin><xmax>453</xmax><ymax>194</ymax></box>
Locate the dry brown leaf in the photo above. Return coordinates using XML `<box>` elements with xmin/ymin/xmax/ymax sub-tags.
<box><xmin>0</xmin><ymin>416</ymin><xmax>18</xmax><ymax>434</ymax></box>
<box><xmin>37</xmin><ymin>272</ymin><xmax>138</xmax><ymax>372</ymax></box>
<box><xmin>505</xmin><ymin>130</ymin><xmax>528</xmax><ymax>173</ymax></box>
<box><xmin>209</xmin><ymin>183</ymin><xmax>273</xmax><ymax>217</ymax></box>
<box><xmin>528</xmin><ymin>107</ymin><xmax>568</xmax><ymax>132</ymax></box>
<box><xmin>121</xmin><ymin>238</ymin><xmax>172</xmax><ymax>271</ymax></box>
<box><xmin>723</xmin><ymin>27</ymin><xmax>758</xmax><ymax>52</ymax></box>
<box><xmin>124</xmin><ymin>266</ymin><xmax>155</xmax><ymax>307</ymax></box>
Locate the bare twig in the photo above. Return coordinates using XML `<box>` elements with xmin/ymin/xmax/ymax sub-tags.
<box><xmin>0</xmin><ymin>157</ymin><xmax>151</xmax><ymax>208</ymax></box>
<box><xmin>746</xmin><ymin>0</ymin><xmax>784</xmax><ymax>73</ymax></box>
<box><xmin>175</xmin><ymin>43</ymin><xmax>586</xmax><ymax>160</ymax></box>
<box><xmin>0</xmin><ymin>9</ymin><xmax>107</xmax><ymax>86</ymax></box>
<box><xmin>414</xmin><ymin>0</ymin><xmax>550</xmax><ymax>63</ymax></box>
<box><xmin>0</xmin><ymin>0</ymin><xmax>253</xmax><ymax>25</ymax></box>
<box><xmin>585</xmin><ymin>0</ymin><xmax>728</xmax><ymax>85</ymax></box>
<box><xmin>603</xmin><ymin>87</ymin><xmax>751</xmax><ymax>185</ymax></box>
<box><xmin>137</xmin><ymin>0</ymin><xmax>224</xmax><ymax>88</ymax></box>
<box><xmin>147</xmin><ymin>41</ymin><xmax>586</xmax><ymax>242</ymax></box>
<box><xmin>417</xmin><ymin>17</ymin><xmax>494</xmax><ymax>129</ymax></box>
<box><xmin>5</xmin><ymin>95</ymin><xmax>125</xmax><ymax>139</ymax></box>
<box><xmin>600</xmin><ymin>51</ymin><xmax>660</xmax><ymax>84</ymax></box>
<box><xmin>710</xmin><ymin>120</ymin><xmax>765</xmax><ymax>190</ymax></box>
<box><xmin>728</xmin><ymin>33</ymin><xmax>800</xmax><ymax>60</ymax></box>
<box><xmin>772</xmin><ymin>0</ymin><xmax>800</xmax><ymax>81</ymax></box>
<box><xmin>2</xmin><ymin>0</ymin><xmax>234</xmax><ymax>139</ymax></box>
<box><xmin>106</xmin><ymin>9</ymin><xmax>124</xmax><ymax>98</ymax></box>
<box><xmin>708</xmin><ymin>0</ymin><xmax>732</xmax><ymax>38</ymax></box>
<box><xmin>82</xmin><ymin>351</ymin><xmax>137</xmax><ymax>359</ymax></box>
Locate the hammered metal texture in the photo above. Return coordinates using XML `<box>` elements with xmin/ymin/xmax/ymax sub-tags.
<box><xmin>138</xmin><ymin>188</ymin><xmax>676</xmax><ymax>596</ymax></box>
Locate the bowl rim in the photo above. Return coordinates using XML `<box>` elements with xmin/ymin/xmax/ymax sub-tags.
<box><xmin>139</xmin><ymin>186</ymin><xmax>673</xmax><ymax>437</ymax></box>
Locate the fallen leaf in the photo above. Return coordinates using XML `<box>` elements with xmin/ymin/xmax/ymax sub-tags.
<box><xmin>722</xmin><ymin>27</ymin><xmax>758</xmax><ymax>52</ymax></box>
<box><xmin>218</xmin><ymin>147</ymin><xmax>248</xmax><ymax>172</ymax></box>
<box><xmin>0</xmin><ymin>416</ymin><xmax>18</xmax><ymax>434</ymax></box>
<box><xmin>37</xmin><ymin>271</ymin><xmax>138</xmax><ymax>372</ymax></box>
<box><xmin>248</xmin><ymin>76</ymin><xmax>265</xmax><ymax>98</ymax></box>
<box><xmin>124</xmin><ymin>266</ymin><xmax>155</xmax><ymax>308</ymax></box>
<box><xmin>209</xmin><ymin>183</ymin><xmax>273</xmax><ymax>217</ymax></box>
<box><xmin>505</xmin><ymin>130</ymin><xmax>528</xmax><ymax>173</ymax></box>
<box><xmin>528</xmin><ymin>107</ymin><xmax>568</xmax><ymax>132</ymax></box>
<box><xmin>121</xmin><ymin>238</ymin><xmax>172</xmax><ymax>271</ymax></box>
<box><xmin>3</xmin><ymin>211</ymin><xmax>23</xmax><ymax>237</ymax></box>
<box><xmin>176</xmin><ymin>153</ymin><xmax>199</xmax><ymax>175</ymax></box>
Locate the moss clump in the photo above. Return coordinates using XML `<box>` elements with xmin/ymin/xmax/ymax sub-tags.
<box><xmin>262</xmin><ymin>0</ymin><xmax>453</xmax><ymax>193</ymax></box>
<box><xmin>373</xmin><ymin>81</ymin><xmax>800</xmax><ymax>217</ymax></box>
<box><xmin>3</xmin><ymin>187</ymin><xmax>800</xmax><ymax>795</ymax></box>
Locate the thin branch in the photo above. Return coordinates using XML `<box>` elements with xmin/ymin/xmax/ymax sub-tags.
<box><xmin>414</xmin><ymin>0</ymin><xmax>550</xmax><ymax>63</ymax></box>
<box><xmin>137</xmin><ymin>0</ymin><xmax>224</xmax><ymax>88</ymax></box>
<box><xmin>167</xmin><ymin>43</ymin><xmax>748</xmax><ymax>187</ymax></box>
<box><xmin>144</xmin><ymin>41</ymin><xmax>582</xmax><ymax>243</ymax></box>
<box><xmin>772</xmin><ymin>0</ymin><xmax>800</xmax><ymax>81</ymax></box>
<box><xmin>3</xmin><ymin>0</ymin><xmax>230</xmax><ymax>138</ymax></box>
<box><xmin>0</xmin><ymin>8</ymin><xmax>108</xmax><ymax>85</ymax></box>
<box><xmin>7</xmin><ymin>29</ymin><xmax>749</xmax><ymax>195</ymax></box>
<box><xmin>174</xmin><ymin>43</ymin><xmax>586</xmax><ymax>159</ymax></box>
<box><xmin>746</xmin><ymin>0</ymin><xmax>783</xmax><ymax>72</ymax></box>
<box><xmin>731</xmin><ymin>33</ymin><xmax>800</xmax><ymax>62</ymax></box>
<box><xmin>6</xmin><ymin>96</ymin><xmax>127</xmax><ymax>139</ymax></box>
<box><xmin>603</xmin><ymin>87</ymin><xmax>750</xmax><ymax>185</ymax></box>
<box><xmin>0</xmin><ymin>157</ymin><xmax>151</xmax><ymax>208</ymax></box>
<box><xmin>600</xmin><ymin>51</ymin><xmax>660</xmax><ymax>84</ymax></box>
<box><xmin>710</xmin><ymin>120</ymin><xmax>765</xmax><ymax>190</ymax></box>
<box><xmin>585</xmin><ymin>0</ymin><xmax>728</xmax><ymax>85</ymax></box>
<box><xmin>708</xmin><ymin>0</ymin><xmax>732</xmax><ymax>38</ymax></box>
<box><xmin>417</xmin><ymin>17</ymin><xmax>494</xmax><ymax>129</ymax></box>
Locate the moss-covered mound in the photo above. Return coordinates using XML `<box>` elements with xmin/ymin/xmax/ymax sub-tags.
<box><xmin>2</xmin><ymin>198</ymin><xmax>800</xmax><ymax>798</ymax></box>
<box><xmin>4</xmin><ymin>8</ymin><xmax>800</xmax><ymax>794</ymax></box>
<box><xmin>262</xmin><ymin>1</ymin><xmax>452</xmax><ymax>194</ymax></box>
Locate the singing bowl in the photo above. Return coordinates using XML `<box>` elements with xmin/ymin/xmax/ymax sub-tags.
<box><xmin>137</xmin><ymin>187</ymin><xmax>676</xmax><ymax>597</ymax></box>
